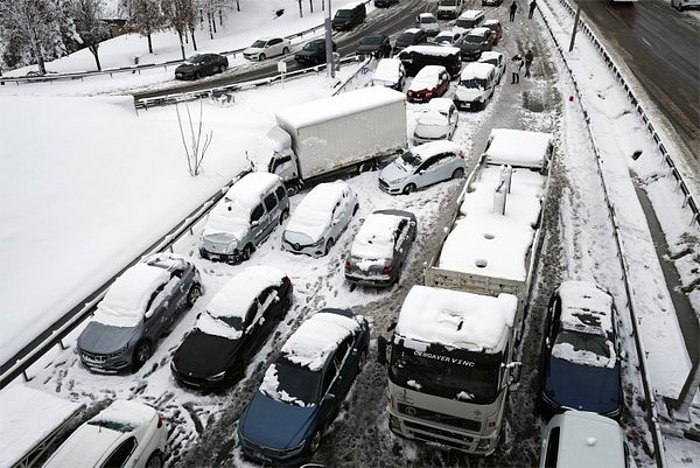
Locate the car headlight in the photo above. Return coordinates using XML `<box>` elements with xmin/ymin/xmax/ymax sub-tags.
<box><xmin>226</xmin><ymin>239</ymin><xmax>239</xmax><ymax>253</ymax></box>
<box><xmin>206</xmin><ymin>371</ymin><xmax>226</xmax><ymax>382</ymax></box>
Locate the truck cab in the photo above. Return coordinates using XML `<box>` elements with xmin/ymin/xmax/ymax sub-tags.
<box><xmin>265</xmin><ymin>126</ymin><xmax>299</xmax><ymax>184</ymax></box>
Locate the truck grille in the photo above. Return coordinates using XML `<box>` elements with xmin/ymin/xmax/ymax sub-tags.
<box><xmin>398</xmin><ymin>403</ymin><xmax>481</xmax><ymax>432</ymax></box>
<box><xmin>404</xmin><ymin>420</ymin><xmax>474</xmax><ymax>445</ymax></box>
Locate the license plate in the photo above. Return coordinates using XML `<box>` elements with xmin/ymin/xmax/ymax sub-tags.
<box><xmin>82</xmin><ymin>354</ymin><xmax>103</xmax><ymax>364</ymax></box>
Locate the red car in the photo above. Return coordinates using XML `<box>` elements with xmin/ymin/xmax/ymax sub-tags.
<box><xmin>406</xmin><ymin>65</ymin><xmax>450</xmax><ymax>103</ymax></box>
<box><xmin>483</xmin><ymin>19</ymin><xmax>503</xmax><ymax>46</ymax></box>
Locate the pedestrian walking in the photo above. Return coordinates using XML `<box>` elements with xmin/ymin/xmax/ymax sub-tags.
<box><xmin>511</xmin><ymin>54</ymin><xmax>523</xmax><ymax>83</ymax></box>
<box><xmin>528</xmin><ymin>0</ymin><xmax>537</xmax><ymax>19</ymax></box>
<box><xmin>524</xmin><ymin>49</ymin><xmax>534</xmax><ymax>77</ymax></box>
<box><xmin>509</xmin><ymin>1</ymin><xmax>518</xmax><ymax>22</ymax></box>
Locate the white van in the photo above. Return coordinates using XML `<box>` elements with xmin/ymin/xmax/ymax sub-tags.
<box><xmin>438</xmin><ymin>0</ymin><xmax>464</xmax><ymax>20</ymax></box>
<box><xmin>454</xmin><ymin>62</ymin><xmax>496</xmax><ymax>111</ymax></box>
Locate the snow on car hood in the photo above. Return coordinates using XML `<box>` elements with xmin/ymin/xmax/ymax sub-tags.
<box><xmin>202</xmin><ymin>202</ymin><xmax>250</xmax><ymax>242</ymax></box>
<box><xmin>456</xmin><ymin>85</ymin><xmax>487</xmax><ymax>102</ymax></box>
<box><xmin>379</xmin><ymin>160</ymin><xmax>410</xmax><ymax>182</ymax></box>
<box><xmin>78</xmin><ymin>321</ymin><xmax>137</xmax><ymax>354</ymax></box>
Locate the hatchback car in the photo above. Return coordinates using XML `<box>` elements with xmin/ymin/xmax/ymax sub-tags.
<box><xmin>417</xmin><ymin>12</ymin><xmax>440</xmax><ymax>36</ymax></box>
<box><xmin>483</xmin><ymin>19</ymin><xmax>503</xmax><ymax>45</ymax></box>
<box><xmin>372</xmin><ymin>58</ymin><xmax>407</xmax><ymax>90</ymax></box>
<box><xmin>295</xmin><ymin>39</ymin><xmax>337</xmax><ymax>65</ymax></box>
<box><xmin>199</xmin><ymin>172</ymin><xmax>289</xmax><ymax>263</ymax></box>
<box><xmin>539</xmin><ymin>281</ymin><xmax>623</xmax><ymax>419</ymax></box>
<box><xmin>413</xmin><ymin>97</ymin><xmax>459</xmax><ymax>144</ymax></box>
<box><xmin>238</xmin><ymin>308</ymin><xmax>370</xmax><ymax>465</ymax></box>
<box><xmin>478</xmin><ymin>50</ymin><xmax>506</xmax><ymax>84</ymax></box>
<box><xmin>45</xmin><ymin>400</ymin><xmax>167</xmax><ymax>468</ymax></box>
<box><xmin>357</xmin><ymin>34</ymin><xmax>392</xmax><ymax>58</ymax></box>
<box><xmin>406</xmin><ymin>65</ymin><xmax>450</xmax><ymax>103</ymax></box>
<box><xmin>243</xmin><ymin>37</ymin><xmax>291</xmax><ymax>61</ymax></box>
<box><xmin>171</xmin><ymin>266</ymin><xmax>293</xmax><ymax>389</ymax></box>
<box><xmin>454</xmin><ymin>9</ymin><xmax>485</xmax><ymax>33</ymax></box>
<box><xmin>460</xmin><ymin>27</ymin><xmax>493</xmax><ymax>61</ymax></box>
<box><xmin>345</xmin><ymin>210</ymin><xmax>417</xmax><ymax>287</ymax></box>
<box><xmin>393</xmin><ymin>28</ymin><xmax>429</xmax><ymax>53</ymax></box>
<box><xmin>175</xmin><ymin>53</ymin><xmax>228</xmax><ymax>80</ymax></box>
<box><xmin>433</xmin><ymin>30</ymin><xmax>464</xmax><ymax>47</ymax></box>
<box><xmin>78</xmin><ymin>253</ymin><xmax>203</xmax><ymax>373</ymax></box>
<box><xmin>378</xmin><ymin>140</ymin><xmax>466</xmax><ymax>195</ymax></box>
<box><xmin>282</xmin><ymin>181</ymin><xmax>359</xmax><ymax>257</ymax></box>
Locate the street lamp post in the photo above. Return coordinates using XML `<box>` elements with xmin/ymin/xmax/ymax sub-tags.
<box><xmin>325</xmin><ymin>0</ymin><xmax>335</xmax><ymax>78</ymax></box>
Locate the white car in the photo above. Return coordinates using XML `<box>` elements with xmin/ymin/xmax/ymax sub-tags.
<box><xmin>413</xmin><ymin>97</ymin><xmax>459</xmax><ymax>144</ymax></box>
<box><xmin>417</xmin><ymin>12</ymin><xmax>440</xmax><ymax>36</ymax></box>
<box><xmin>478</xmin><ymin>51</ymin><xmax>506</xmax><ymax>84</ymax></box>
<box><xmin>372</xmin><ymin>58</ymin><xmax>407</xmax><ymax>91</ymax></box>
<box><xmin>44</xmin><ymin>400</ymin><xmax>167</xmax><ymax>468</ymax></box>
<box><xmin>243</xmin><ymin>37</ymin><xmax>291</xmax><ymax>61</ymax></box>
<box><xmin>454</xmin><ymin>62</ymin><xmax>497</xmax><ymax>111</ymax></box>
<box><xmin>433</xmin><ymin>30</ymin><xmax>464</xmax><ymax>47</ymax></box>
<box><xmin>282</xmin><ymin>181</ymin><xmax>359</xmax><ymax>257</ymax></box>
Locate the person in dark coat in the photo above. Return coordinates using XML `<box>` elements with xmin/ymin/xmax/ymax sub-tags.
<box><xmin>524</xmin><ymin>49</ymin><xmax>534</xmax><ymax>77</ymax></box>
<box><xmin>511</xmin><ymin>54</ymin><xmax>523</xmax><ymax>83</ymax></box>
<box><xmin>509</xmin><ymin>1</ymin><xmax>518</xmax><ymax>22</ymax></box>
<box><xmin>528</xmin><ymin>0</ymin><xmax>537</xmax><ymax>19</ymax></box>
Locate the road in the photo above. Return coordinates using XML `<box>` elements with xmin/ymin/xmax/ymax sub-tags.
<box><xmin>573</xmin><ymin>0</ymin><xmax>699</xmax><ymax>173</ymax></box>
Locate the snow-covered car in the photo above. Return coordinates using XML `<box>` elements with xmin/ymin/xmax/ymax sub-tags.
<box><xmin>482</xmin><ymin>0</ymin><xmax>503</xmax><ymax>5</ymax></box>
<box><xmin>357</xmin><ymin>34</ymin><xmax>392</xmax><ymax>58</ymax></box>
<box><xmin>282</xmin><ymin>181</ymin><xmax>359</xmax><ymax>258</ymax></box>
<box><xmin>670</xmin><ymin>0</ymin><xmax>699</xmax><ymax>11</ymax></box>
<box><xmin>237</xmin><ymin>308</ymin><xmax>370</xmax><ymax>465</ymax></box>
<box><xmin>243</xmin><ymin>37</ymin><xmax>291</xmax><ymax>61</ymax></box>
<box><xmin>460</xmin><ymin>27</ymin><xmax>494</xmax><ymax>61</ymax></box>
<box><xmin>77</xmin><ymin>253</ymin><xmax>203</xmax><ymax>373</ymax></box>
<box><xmin>454</xmin><ymin>62</ymin><xmax>497</xmax><ymax>111</ymax></box>
<box><xmin>539</xmin><ymin>411</ymin><xmax>627</xmax><ymax>468</ymax></box>
<box><xmin>372</xmin><ymin>58</ymin><xmax>407</xmax><ymax>90</ymax></box>
<box><xmin>344</xmin><ymin>210</ymin><xmax>417</xmax><ymax>286</ymax></box>
<box><xmin>378</xmin><ymin>140</ymin><xmax>466</xmax><ymax>195</ymax></box>
<box><xmin>478</xmin><ymin>50</ymin><xmax>506</xmax><ymax>84</ymax></box>
<box><xmin>171</xmin><ymin>266</ymin><xmax>293</xmax><ymax>390</ymax></box>
<box><xmin>174</xmin><ymin>53</ymin><xmax>228</xmax><ymax>80</ymax></box>
<box><xmin>397</xmin><ymin>45</ymin><xmax>462</xmax><ymax>78</ymax></box>
<box><xmin>413</xmin><ymin>97</ymin><xmax>459</xmax><ymax>144</ymax></box>
<box><xmin>483</xmin><ymin>19</ymin><xmax>503</xmax><ymax>45</ymax></box>
<box><xmin>454</xmin><ymin>9</ymin><xmax>485</xmax><ymax>33</ymax></box>
<box><xmin>416</xmin><ymin>12</ymin><xmax>440</xmax><ymax>36</ymax></box>
<box><xmin>406</xmin><ymin>65</ymin><xmax>450</xmax><ymax>103</ymax></box>
<box><xmin>539</xmin><ymin>281</ymin><xmax>623</xmax><ymax>418</ymax></box>
<box><xmin>433</xmin><ymin>30</ymin><xmax>464</xmax><ymax>47</ymax></box>
<box><xmin>393</xmin><ymin>28</ymin><xmax>429</xmax><ymax>53</ymax></box>
<box><xmin>44</xmin><ymin>400</ymin><xmax>167</xmax><ymax>468</ymax></box>
<box><xmin>199</xmin><ymin>172</ymin><xmax>289</xmax><ymax>263</ymax></box>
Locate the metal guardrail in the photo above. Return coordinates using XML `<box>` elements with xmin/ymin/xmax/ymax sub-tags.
<box><xmin>332</xmin><ymin>56</ymin><xmax>373</xmax><ymax>96</ymax></box>
<box><xmin>538</xmin><ymin>1</ymin><xmax>666</xmax><ymax>465</ymax></box>
<box><xmin>0</xmin><ymin>167</ymin><xmax>251</xmax><ymax>390</ymax></box>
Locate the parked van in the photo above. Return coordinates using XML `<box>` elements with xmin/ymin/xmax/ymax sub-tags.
<box><xmin>454</xmin><ymin>62</ymin><xmax>496</xmax><ymax>110</ymax></box>
<box><xmin>333</xmin><ymin>2</ymin><xmax>366</xmax><ymax>31</ymax></box>
<box><xmin>396</xmin><ymin>45</ymin><xmax>462</xmax><ymax>77</ymax></box>
<box><xmin>438</xmin><ymin>0</ymin><xmax>464</xmax><ymax>19</ymax></box>
<box><xmin>454</xmin><ymin>9</ymin><xmax>485</xmax><ymax>33</ymax></box>
<box><xmin>200</xmin><ymin>172</ymin><xmax>289</xmax><ymax>263</ymax></box>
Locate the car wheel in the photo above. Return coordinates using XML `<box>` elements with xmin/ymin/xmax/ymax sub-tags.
<box><xmin>353</xmin><ymin>204</ymin><xmax>359</xmax><ymax>215</ymax></box>
<box><xmin>145</xmin><ymin>451</ymin><xmax>163</xmax><ymax>468</ymax></box>
<box><xmin>242</xmin><ymin>244</ymin><xmax>255</xmax><ymax>261</ymax></box>
<box><xmin>187</xmin><ymin>283</ymin><xmax>202</xmax><ymax>308</ymax></box>
<box><xmin>133</xmin><ymin>341</ymin><xmax>153</xmax><ymax>371</ymax></box>
<box><xmin>452</xmin><ymin>168</ymin><xmax>465</xmax><ymax>179</ymax></box>
<box><xmin>403</xmin><ymin>183</ymin><xmax>416</xmax><ymax>195</ymax></box>
<box><xmin>358</xmin><ymin>348</ymin><xmax>368</xmax><ymax>371</ymax></box>
<box><xmin>310</xmin><ymin>431</ymin><xmax>323</xmax><ymax>453</ymax></box>
<box><xmin>259</xmin><ymin>53</ymin><xmax>266</xmax><ymax>61</ymax></box>
<box><xmin>325</xmin><ymin>238</ymin><xmax>335</xmax><ymax>256</ymax></box>
<box><xmin>194</xmin><ymin>71</ymin><xmax>201</xmax><ymax>80</ymax></box>
<box><xmin>282</xmin><ymin>47</ymin><xmax>290</xmax><ymax>55</ymax></box>
<box><xmin>279</xmin><ymin>209</ymin><xmax>289</xmax><ymax>225</ymax></box>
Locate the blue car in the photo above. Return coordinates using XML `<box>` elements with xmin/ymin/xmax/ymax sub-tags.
<box><xmin>539</xmin><ymin>281</ymin><xmax>623</xmax><ymax>419</ymax></box>
<box><xmin>238</xmin><ymin>308</ymin><xmax>370</xmax><ymax>465</ymax></box>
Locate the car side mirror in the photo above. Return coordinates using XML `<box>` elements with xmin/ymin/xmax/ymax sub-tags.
<box><xmin>251</xmin><ymin>220</ymin><xmax>260</xmax><ymax>226</ymax></box>
<box><xmin>377</xmin><ymin>336</ymin><xmax>389</xmax><ymax>365</ymax></box>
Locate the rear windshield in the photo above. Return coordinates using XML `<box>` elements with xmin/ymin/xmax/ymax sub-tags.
<box><xmin>460</xmin><ymin>78</ymin><xmax>487</xmax><ymax>88</ymax></box>
<box><xmin>440</xmin><ymin>0</ymin><xmax>457</xmax><ymax>5</ymax></box>
<box><xmin>420</xmin><ymin>16</ymin><xmax>437</xmax><ymax>24</ymax></box>
<box><xmin>361</xmin><ymin>36</ymin><xmax>383</xmax><ymax>45</ymax></box>
<box><xmin>456</xmin><ymin>19</ymin><xmax>478</xmax><ymax>29</ymax></box>
<box><xmin>464</xmin><ymin>34</ymin><xmax>484</xmax><ymax>44</ymax></box>
<box><xmin>399</xmin><ymin>32</ymin><xmax>417</xmax><ymax>42</ymax></box>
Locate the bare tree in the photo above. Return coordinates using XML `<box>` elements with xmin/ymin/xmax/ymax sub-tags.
<box><xmin>69</xmin><ymin>0</ymin><xmax>110</xmax><ymax>71</ymax></box>
<box><xmin>124</xmin><ymin>0</ymin><xmax>166</xmax><ymax>54</ymax></box>
<box><xmin>163</xmin><ymin>0</ymin><xmax>195</xmax><ymax>60</ymax></box>
<box><xmin>175</xmin><ymin>100</ymin><xmax>213</xmax><ymax>177</ymax></box>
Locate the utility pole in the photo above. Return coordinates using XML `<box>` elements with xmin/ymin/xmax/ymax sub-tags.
<box><xmin>325</xmin><ymin>0</ymin><xmax>335</xmax><ymax>78</ymax></box>
<box><xmin>568</xmin><ymin>6</ymin><xmax>582</xmax><ymax>52</ymax></box>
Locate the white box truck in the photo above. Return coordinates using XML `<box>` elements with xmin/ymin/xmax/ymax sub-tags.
<box><xmin>378</xmin><ymin>128</ymin><xmax>554</xmax><ymax>455</ymax></box>
<box><xmin>264</xmin><ymin>86</ymin><xmax>408</xmax><ymax>192</ymax></box>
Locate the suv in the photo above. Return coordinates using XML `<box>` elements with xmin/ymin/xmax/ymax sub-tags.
<box><xmin>175</xmin><ymin>53</ymin><xmax>228</xmax><ymax>80</ymax></box>
<box><xmin>295</xmin><ymin>39</ymin><xmax>337</xmax><ymax>65</ymax></box>
<box><xmin>333</xmin><ymin>2</ymin><xmax>366</xmax><ymax>31</ymax></box>
<box><xmin>454</xmin><ymin>9</ymin><xmax>485</xmax><ymax>32</ymax></box>
<box><xmin>200</xmin><ymin>172</ymin><xmax>289</xmax><ymax>263</ymax></box>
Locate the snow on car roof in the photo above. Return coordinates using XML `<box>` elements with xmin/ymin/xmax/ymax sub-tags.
<box><xmin>351</xmin><ymin>212</ymin><xmax>403</xmax><ymax>260</ymax></box>
<box><xmin>225</xmin><ymin>172</ymin><xmax>281</xmax><ymax>206</ymax></box>
<box><xmin>402</xmin><ymin>27</ymin><xmax>421</xmax><ymax>34</ymax></box>
<box><xmin>409</xmin><ymin>65</ymin><xmax>447</xmax><ymax>90</ymax></box>
<box><xmin>285</xmin><ymin>181</ymin><xmax>349</xmax><ymax>241</ymax></box>
<box><xmin>396</xmin><ymin>285</ymin><xmax>518</xmax><ymax>351</ymax></box>
<box><xmin>419</xmin><ymin>12</ymin><xmax>437</xmax><ymax>19</ymax></box>
<box><xmin>459</xmin><ymin>10</ymin><xmax>484</xmax><ymax>19</ymax></box>
<box><xmin>339</xmin><ymin>0</ymin><xmax>363</xmax><ymax>8</ymax></box>
<box><xmin>460</xmin><ymin>62</ymin><xmax>496</xmax><ymax>80</ymax></box>
<box><xmin>483</xmin><ymin>19</ymin><xmax>500</xmax><ymax>26</ymax></box>
<box><xmin>400</xmin><ymin>45</ymin><xmax>460</xmax><ymax>57</ymax></box>
<box><xmin>479</xmin><ymin>51</ymin><xmax>503</xmax><ymax>62</ymax></box>
<box><xmin>276</xmin><ymin>87</ymin><xmax>406</xmax><ymax>129</ymax></box>
<box><xmin>374</xmin><ymin>59</ymin><xmax>403</xmax><ymax>82</ymax></box>
<box><xmin>558</xmin><ymin>281</ymin><xmax>614</xmax><ymax>336</ymax></box>
<box><xmin>281</xmin><ymin>310</ymin><xmax>361</xmax><ymax>371</ymax></box>
<box><xmin>485</xmin><ymin>128</ymin><xmax>553</xmax><ymax>169</ymax></box>
<box><xmin>98</xmin><ymin>399</ymin><xmax>157</xmax><ymax>427</ymax></box>
<box><xmin>468</xmin><ymin>27</ymin><xmax>491</xmax><ymax>36</ymax></box>
<box><xmin>438</xmin><ymin>166</ymin><xmax>545</xmax><ymax>281</ymax></box>
<box><xmin>205</xmin><ymin>266</ymin><xmax>285</xmax><ymax>320</ymax></box>
<box><xmin>552</xmin><ymin>411</ymin><xmax>626</xmax><ymax>467</ymax></box>
<box><xmin>413</xmin><ymin>139</ymin><xmax>461</xmax><ymax>159</ymax></box>
<box><xmin>427</xmin><ymin>97</ymin><xmax>454</xmax><ymax>113</ymax></box>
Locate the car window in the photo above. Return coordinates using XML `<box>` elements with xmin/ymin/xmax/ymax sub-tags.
<box><xmin>102</xmin><ymin>436</ymin><xmax>137</xmax><ymax>468</ymax></box>
<box><xmin>275</xmin><ymin>185</ymin><xmax>287</xmax><ymax>201</ymax></box>
<box><xmin>543</xmin><ymin>427</ymin><xmax>560</xmax><ymax>468</ymax></box>
<box><xmin>258</xmin><ymin>287</ymin><xmax>278</xmax><ymax>311</ymax></box>
<box><xmin>321</xmin><ymin>362</ymin><xmax>337</xmax><ymax>395</ymax></box>
<box><xmin>395</xmin><ymin>219</ymin><xmax>408</xmax><ymax>244</ymax></box>
<box><xmin>244</xmin><ymin>303</ymin><xmax>258</xmax><ymax>327</ymax></box>
<box><xmin>270</xmin><ymin>38</ymin><xmax>281</xmax><ymax>46</ymax></box>
<box><xmin>250</xmin><ymin>204</ymin><xmax>264</xmax><ymax>223</ymax></box>
<box><xmin>264</xmin><ymin>193</ymin><xmax>277</xmax><ymax>212</ymax></box>
<box><xmin>419</xmin><ymin>156</ymin><xmax>437</xmax><ymax>171</ymax></box>
<box><xmin>333</xmin><ymin>336</ymin><xmax>353</xmax><ymax>370</ymax></box>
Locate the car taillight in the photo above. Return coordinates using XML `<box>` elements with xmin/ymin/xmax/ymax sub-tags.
<box><xmin>407</xmin><ymin>91</ymin><xmax>414</xmax><ymax>97</ymax></box>
<box><xmin>382</xmin><ymin>261</ymin><xmax>393</xmax><ymax>274</ymax></box>
<box><xmin>157</xmin><ymin>414</ymin><xmax>163</xmax><ymax>429</ymax></box>
<box><xmin>345</xmin><ymin>259</ymin><xmax>352</xmax><ymax>273</ymax></box>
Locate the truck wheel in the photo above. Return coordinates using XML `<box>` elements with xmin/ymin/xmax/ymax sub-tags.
<box><xmin>358</xmin><ymin>162</ymin><xmax>373</xmax><ymax>174</ymax></box>
<box><xmin>403</xmin><ymin>183</ymin><xmax>416</xmax><ymax>195</ymax></box>
<box><xmin>286</xmin><ymin>185</ymin><xmax>298</xmax><ymax>196</ymax></box>
<box><xmin>452</xmin><ymin>168</ymin><xmax>465</xmax><ymax>179</ymax></box>
<box><xmin>353</xmin><ymin>204</ymin><xmax>359</xmax><ymax>216</ymax></box>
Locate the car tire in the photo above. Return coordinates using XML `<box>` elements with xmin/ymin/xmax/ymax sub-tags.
<box><xmin>242</xmin><ymin>244</ymin><xmax>255</xmax><ymax>261</ymax></box>
<box><xmin>145</xmin><ymin>451</ymin><xmax>164</xmax><ymax>468</ymax></box>
<box><xmin>353</xmin><ymin>204</ymin><xmax>359</xmax><ymax>215</ymax></box>
<box><xmin>279</xmin><ymin>209</ymin><xmax>289</xmax><ymax>225</ymax></box>
<box><xmin>452</xmin><ymin>168</ymin><xmax>465</xmax><ymax>179</ymax></box>
<box><xmin>187</xmin><ymin>284</ymin><xmax>202</xmax><ymax>308</ymax></box>
<box><xmin>133</xmin><ymin>340</ymin><xmax>153</xmax><ymax>371</ymax></box>
<box><xmin>282</xmin><ymin>47</ymin><xmax>290</xmax><ymax>55</ymax></box>
<box><xmin>403</xmin><ymin>183</ymin><xmax>416</xmax><ymax>195</ymax></box>
<box><xmin>310</xmin><ymin>431</ymin><xmax>322</xmax><ymax>453</ymax></box>
<box><xmin>194</xmin><ymin>71</ymin><xmax>201</xmax><ymax>80</ymax></box>
<box><xmin>259</xmin><ymin>53</ymin><xmax>266</xmax><ymax>61</ymax></box>
<box><xmin>325</xmin><ymin>238</ymin><xmax>335</xmax><ymax>256</ymax></box>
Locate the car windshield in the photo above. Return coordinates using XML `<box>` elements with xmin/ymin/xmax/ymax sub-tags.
<box><xmin>440</xmin><ymin>0</ymin><xmax>457</xmax><ymax>5</ymax></box>
<box><xmin>460</xmin><ymin>77</ymin><xmax>487</xmax><ymax>88</ymax></box>
<box><xmin>186</xmin><ymin>55</ymin><xmax>206</xmax><ymax>64</ymax></box>
<box><xmin>336</xmin><ymin>10</ymin><xmax>352</xmax><ymax>17</ymax></box>
<box><xmin>389</xmin><ymin>342</ymin><xmax>502</xmax><ymax>404</ymax></box>
<box><xmin>206</xmin><ymin>310</ymin><xmax>242</xmax><ymax>330</ymax></box>
<box><xmin>456</xmin><ymin>19</ymin><xmax>477</xmax><ymax>29</ymax></box>
<box><xmin>399</xmin><ymin>151</ymin><xmax>422</xmax><ymax>167</ymax></box>
<box><xmin>420</xmin><ymin>16</ymin><xmax>437</xmax><ymax>24</ymax></box>
<box><xmin>554</xmin><ymin>330</ymin><xmax>610</xmax><ymax>358</ymax></box>
<box><xmin>303</xmin><ymin>41</ymin><xmax>321</xmax><ymax>51</ymax></box>
<box><xmin>251</xmin><ymin>40</ymin><xmax>266</xmax><ymax>48</ymax></box>
<box><xmin>273</xmin><ymin>358</ymin><xmax>322</xmax><ymax>405</ymax></box>
<box><xmin>399</xmin><ymin>32</ymin><xmax>416</xmax><ymax>42</ymax></box>
<box><xmin>464</xmin><ymin>34</ymin><xmax>484</xmax><ymax>44</ymax></box>
<box><xmin>361</xmin><ymin>36</ymin><xmax>383</xmax><ymax>45</ymax></box>
<box><xmin>435</xmin><ymin>35</ymin><xmax>453</xmax><ymax>43</ymax></box>
<box><xmin>87</xmin><ymin>420</ymin><xmax>136</xmax><ymax>433</ymax></box>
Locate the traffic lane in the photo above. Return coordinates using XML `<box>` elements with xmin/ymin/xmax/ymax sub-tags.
<box><xmin>133</xmin><ymin>0</ymin><xmax>430</xmax><ymax>101</ymax></box>
<box><xmin>576</xmin><ymin>0</ymin><xmax>699</xmax><ymax>159</ymax></box>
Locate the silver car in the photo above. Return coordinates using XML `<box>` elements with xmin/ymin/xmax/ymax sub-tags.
<box><xmin>345</xmin><ymin>210</ymin><xmax>417</xmax><ymax>287</ymax></box>
<box><xmin>77</xmin><ymin>253</ymin><xmax>203</xmax><ymax>373</ymax></box>
<box><xmin>282</xmin><ymin>181</ymin><xmax>359</xmax><ymax>257</ymax></box>
<box><xmin>378</xmin><ymin>140</ymin><xmax>466</xmax><ymax>195</ymax></box>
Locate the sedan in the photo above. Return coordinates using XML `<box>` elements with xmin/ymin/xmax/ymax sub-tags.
<box><xmin>174</xmin><ymin>53</ymin><xmax>228</xmax><ymax>80</ymax></box>
<box><xmin>357</xmin><ymin>34</ymin><xmax>392</xmax><ymax>59</ymax></box>
<box><xmin>478</xmin><ymin>51</ymin><xmax>506</xmax><ymax>84</ymax></box>
<box><xmin>406</xmin><ymin>65</ymin><xmax>450</xmax><ymax>103</ymax></box>
<box><xmin>345</xmin><ymin>210</ymin><xmax>417</xmax><ymax>287</ymax></box>
<box><xmin>539</xmin><ymin>281</ymin><xmax>623</xmax><ymax>419</ymax></box>
<box><xmin>282</xmin><ymin>181</ymin><xmax>359</xmax><ymax>258</ymax></box>
<box><xmin>413</xmin><ymin>97</ymin><xmax>459</xmax><ymax>144</ymax></box>
<box><xmin>243</xmin><ymin>37</ymin><xmax>291</xmax><ymax>61</ymax></box>
<box><xmin>77</xmin><ymin>253</ymin><xmax>203</xmax><ymax>373</ymax></box>
<box><xmin>238</xmin><ymin>308</ymin><xmax>370</xmax><ymax>465</ymax></box>
<box><xmin>393</xmin><ymin>28</ymin><xmax>429</xmax><ymax>53</ymax></box>
<box><xmin>44</xmin><ymin>400</ymin><xmax>167</xmax><ymax>468</ymax></box>
<box><xmin>378</xmin><ymin>140</ymin><xmax>466</xmax><ymax>195</ymax></box>
<box><xmin>460</xmin><ymin>27</ymin><xmax>493</xmax><ymax>61</ymax></box>
<box><xmin>171</xmin><ymin>266</ymin><xmax>293</xmax><ymax>390</ymax></box>
<box><xmin>295</xmin><ymin>39</ymin><xmax>337</xmax><ymax>65</ymax></box>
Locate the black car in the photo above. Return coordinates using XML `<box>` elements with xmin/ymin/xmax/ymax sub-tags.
<box><xmin>393</xmin><ymin>28</ymin><xmax>429</xmax><ymax>53</ymax></box>
<box><xmin>171</xmin><ymin>266</ymin><xmax>293</xmax><ymax>389</ymax></box>
<box><xmin>539</xmin><ymin>281</ymin><xmax>623</xmax><ymax>419</ymax></box>
<box><xmin>175</xmin><ymin>53</ymin><xmax>228</xmax><ymax>80</ymax></box>
<box><xmin>374</xmin><ymin>0</ymin><xmax>398</xmax><ymax>6</ymax></box>
<box><xmin>332</xmin><ymin>3</ymin><xmax>366</xmax><ymax>31</ymax></box>
<box><xmin>295</xmin><ymin>39</ymin><xmax>338</xmax><ymax>65</ymax></box>
<box><xmin>460</xmin><ymin>27</ymin><xmax>493</xmax><ymax>61</ymax></box>
<box><xmin>357</xmin><ymin>35</ymin><xmax>392</xmax><ymax>59</ymax></box>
